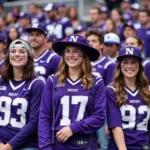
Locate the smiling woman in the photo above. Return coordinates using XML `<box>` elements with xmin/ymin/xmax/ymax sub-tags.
<box><xmin>38</xmin><ymin>34</ymin><xmax>106</xmax><ymax>150</ymax></box>
<box><xmin>0</xmin><ymin>39</ymin><xmax>44</xmax><ymax>150</ymax></box>
<box><xmin>106</xmin><ymin>46</ymin><xmax>150</xmax><ymax>150</ymax></box>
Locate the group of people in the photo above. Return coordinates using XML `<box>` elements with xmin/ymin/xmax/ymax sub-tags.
<box><xmin>0</xmin><ymin>0</ymin><xmax>150</xmax><ymax>150</ymax></box>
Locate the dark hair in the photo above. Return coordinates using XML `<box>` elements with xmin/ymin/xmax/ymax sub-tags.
<box><xmin>111</xmin><ymin>8</ymin><xmax>124</xmax><ymax>23</ymax></box>
<box><xmin>0</xmin><ymin>44</ymin><xmax>36</xmax><ymax>82</ymax></box>
<box><xmin>91</xmin><ymin>7</ymin><xmax>101</xmax><ymax>14</ymax></box>
<box><xmin>85</xmin><ymin>29</ymin><xmax>104</xmax><ymax>44</ymax></box>
<box><xmin>140</xmin><ymin>9</ymin><xmax>150</xmax><ymax>16</ymax></box>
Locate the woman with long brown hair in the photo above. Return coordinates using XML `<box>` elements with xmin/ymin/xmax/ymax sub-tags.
<box><xmin>107</xmin><ymin>46</ymin><xmax>150</xmax><ymax>150</ymax></box>
<box><xmin>0</xmin><ymin>39</ymin><xmax>44</xmax><ymax>150</ymax></box>
<box><xmin>38</xmin><ymin>34</ymin><xmax>106</xmax><ymax>150</ymax></box>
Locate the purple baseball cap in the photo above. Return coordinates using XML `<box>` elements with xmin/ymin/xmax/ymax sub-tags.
<box><xmin>26</xmin><ymin>23</ymin><xmax>48</xmax><ymax>35</ymax></box>
<box><xmin>123</xmin><ymin>22</ymin><xmax>135</xmax><ymax>30</ymax></box>
<box><xmin>76</xmin><ymin>25</ymin><xmax>87</xmax><ymax>32</ymax></box>
<box><xmin>117</xmin><ymin>46</ymin><xmax>142</xmax><ymax>61</ymax></box>
<box><xmin>52</xmin><ymin>34</ymin><xmax>100</xmax><ymax>61</ymax></box>
<box><xmin>19</xmin><ymin>12</ymin><xmax>31</xmax><ymax>20</ymax></box>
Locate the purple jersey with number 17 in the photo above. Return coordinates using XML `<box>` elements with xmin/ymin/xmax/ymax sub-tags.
<box><xmin>0</xmin><ymin>77</ymin><xmax>44</xmax><ymax>149</ymax></box>
<box><xmin>107</xmin><ymin>84</ymin><xmax>150</xmax><ymax>150</ymax></box>
<box><xmin>39</xmin><ymin>75</ymin><xmax>106</xmax><ymax>150</ymax></box>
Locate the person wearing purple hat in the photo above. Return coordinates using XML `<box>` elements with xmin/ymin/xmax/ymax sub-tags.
<box><xmin>0</xmin><ymin>34</ymin><xmax>6</xmax><ymax>69</ymax></box>
<box><xmin>26</xmin><ymin>22</ymin><xmax>61</xmax><ymax>82</ymax></box>
<box><xmin>107</xmin><ymin>46</ymin><xmax>150</xmax><ymax>150</ymax></box>
<box><xmin>38</xmin><ymin>34</ymin><xmax>106</xmax><ymax>150</ymax></box>
<box><xmin>125</xmin><ymin>35</ymin><xmax>150</xmax><ymax>85</ymax></box>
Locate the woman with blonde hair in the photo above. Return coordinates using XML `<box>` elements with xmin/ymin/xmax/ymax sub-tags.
<box><xmin>38</xmin><ymin>34</ymin><xmax>106</xmax><ymax>150</ymax></box>
<box><xmin>107</xmin><ymin>46</ymin><xmax>150</xmax><ymax>150</ymax></box>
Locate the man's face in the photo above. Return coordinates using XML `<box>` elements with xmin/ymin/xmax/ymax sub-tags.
<box><xmin>139</xmin><ymin>12</ymin><xmax>148</xmax><ymax>26</ymax></box>
<box><xmin>87</xmin><ymin>34</ymin><xmax>103</xmax><ymax>52</ymax></box>
<box><xmin>90</xmin><ymin>9</ymin><xmax>100</xmax><ymax>23</ymax></box>
<box><xmin>29</xmin><ymin>30</ymin><xmax>46</xmax><ymax>50</ymax></box>
<box><xmin>123</xmin><ymin>26</ymin><xmax>136</xmax><ymax>38</ymax></box>
<box><xmin>104</xmin><ymin>43</ymin><xmax>118</xmax><ymax>58</ymax></box>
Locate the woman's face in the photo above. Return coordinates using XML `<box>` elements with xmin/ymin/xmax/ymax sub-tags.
<box><xmin>105</xmin><ymin>19</ymin><xmax>114</xmax><ymax>32</ymax></box>
<box><xmin>111</xmin><ymin>10</ymin><xmax>121</xmax><ymax>22</ymax></box>
<box><xmin>121</xmin><ymin>57</ymin><xmax>139</xmax><ymax>79</ymax></box>
<box><xmin>9</xmin><ymin>47</ymin><xmax>28</xmax><ymax>69</ymax></box>
<box><xmin>9</xmin><ymin>27</ymin><xmax>18</xmax><ymax>40</ymax></box>
<box><xmin>69</xmin><ymin>7</ymin><xmax>77</xmax><ymax>19</ymax></box>
<box><xmin>64</xmin><ymin>46</ymin><xmax>83</xmax><ymax>69</ymax></box>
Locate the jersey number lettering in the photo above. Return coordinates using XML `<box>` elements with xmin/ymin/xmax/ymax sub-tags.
<box><xmin>60</xmin><ymin>95</ymin><xmax>88</xmax><ymax>126</ymax></box>
<box><xmin>120</xmin><ymin>105</ymin><xmax>150</xmax><ymax>131</ymax></box>
<box><xmin>0</xmin><ymin>96</ymin><xmax>28</xmax><ymax>128</ymax></box>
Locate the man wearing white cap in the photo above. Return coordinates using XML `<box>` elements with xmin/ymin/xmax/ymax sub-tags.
<box><xmin>103</xmin><ymin>33</ymin><xmax>120</xmax><ymax>62</ymax></box>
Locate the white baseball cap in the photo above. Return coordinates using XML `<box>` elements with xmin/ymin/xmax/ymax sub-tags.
<box><xmin>104</xmin><ymin>33</ymin><xmax>120</xmax><ymax>44</ymax></box>
<box><xmin>131</xmin><ymin>3</ymin><xmax>140</xmax><ymax>10</ymax></box>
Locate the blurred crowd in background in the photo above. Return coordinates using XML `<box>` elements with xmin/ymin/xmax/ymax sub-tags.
<box><xmin>0</xmin><ymin>0</ymin><xmax>150</xmax><ymax>58</ymax></box>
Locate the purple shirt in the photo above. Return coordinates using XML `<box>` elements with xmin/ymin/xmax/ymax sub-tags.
<box><xmin>39</xmin><ymin>75</ymin><xmax>106</xmax><ymax>150</ymax></box>
<box><xmin>33</xmin><ymin>50</ymin><xmax>61</xmax><ymax>82</ymax></box>
<box><xmin>92</xmin><ymin>57</ymin><xmax>116</xmax><ymax>85</ymax></box>
<box><xmin>0</xmin><ymin>77</ymin><xmax>44</xmax><ymax>149</ymax></box>
<box><xmin>31</xmin><ymin>13</ymin><xmax>46</xmax><ymax>24</ymax></box>
<box><xmin>46</xmin><ymin>17</ymin><xmax>73</xmax><ymax>41</ymax></box>
<box><xmin>89</xmin><ymin>23</ymin><xmax>105</xmax><ymax>34</ymax></box>
<box><xmin>137</xmin><ymin>27</ymin><xmax>150</xmax><ymax>58</ymax></box>
<box><xmin>107</xmin><ymin>84</ymin><xmax>150</xmax><ymax>150</ymax></box>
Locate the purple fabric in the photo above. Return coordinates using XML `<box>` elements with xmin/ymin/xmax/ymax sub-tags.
<box><xmin>92</xmin><ymin>56</ymin><xmax>116</xmax><ymax>85</ymax></box>
<box><xmin>33</xmin><ymin>50</ymin><xmax>61</xmax><ymax>81</ymax></box>
<box><xmin>0</xmin><ymin>78</ymin><xmax>44</xmax><ymax>149</ymax></box>
<box><xmin>46</xmin><ymin>17</ymin><xmax>73</xmax><ymax>41</ymax></box>
<box><xmin>137</xmin><ymin>27</ymin><xmax>150</xmax><ymax>58</ymax></box>
<box><xmin>107</xmin><ymin>84</ymin><xmax>149</xmax><ymax>150</ymax></box>
<box><xmin>39</xmin><ymin>75</ymin><xmax>106</xmax><ymax>150</ymax></box>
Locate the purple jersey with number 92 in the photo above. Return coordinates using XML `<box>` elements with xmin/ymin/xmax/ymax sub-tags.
<box><xmin>107</xmin><ymin>84</ymin><xmax>150</xmax><ymax>150</ymax></box>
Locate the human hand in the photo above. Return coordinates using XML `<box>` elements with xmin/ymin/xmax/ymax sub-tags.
<box><xmin>56</xmin><ymin>126</ymin><xmax>73</xmax><ymax>142</ymax></box>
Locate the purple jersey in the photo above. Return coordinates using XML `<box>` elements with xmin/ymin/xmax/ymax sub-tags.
<box><xmin>107</xmin><ymin>84</ymin><xmax>150</xmax><ymax>150</ymax></box>
<box><xmin>33</xmin><ymin>50</ymin><xmax>61</xmax><ymax>82</ymax></box>
<box><xmin>92</xmin><ymin>57</ymin><xmax>116</xmax><ymax>85</ymax></box>
<box><xmin>39</xmin><ymin>75</ymin><xmax>106</xmax><ymax>150</ymax></box>
<box><xmin>46</xmin><ymin>17</ymin><xmax>73</xmax><ymax>41</ymax></box>
<box><xmin>31</xmin><ymin>13</ymin><xmax>46</xmax><ymax>24</ymax></box>
<box><xmin>89</xmin><ymin>23</ymin><xmax>105</xmax><ymax>34</ymax></box>
<box><xmin>137</xmin><ymin>27</ymin><xmax>150</xmax><ymax>57</ymax></box>
<box><xmin>0</xmin><ymin>77</ymin><xmax>44</xmax><ymax>149</ymax></box>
